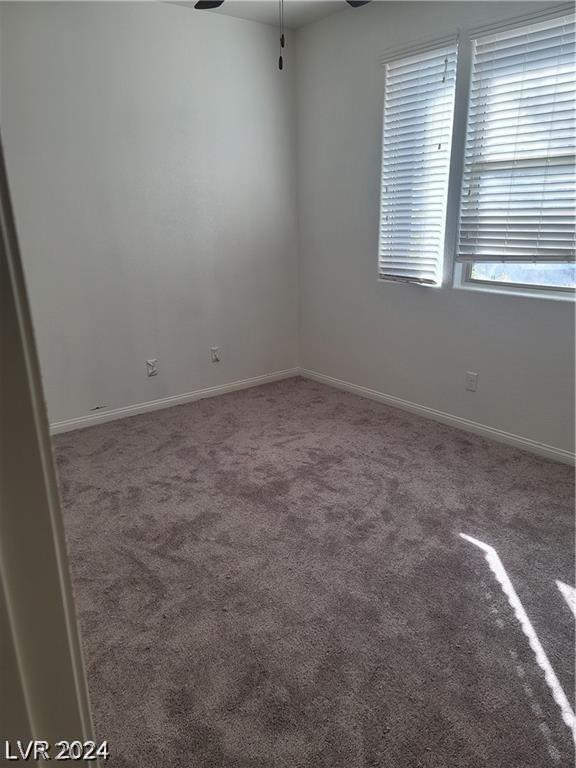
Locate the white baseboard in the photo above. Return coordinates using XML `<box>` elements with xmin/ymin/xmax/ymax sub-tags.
<box><xmin>299</xmin><ymin>368</ymin><xmax>575</xmax><ymax>466</ymax></box>
<box><xmin>50</xmin><ymin>368</ymin><xmax>299</xmax><ymax>435</ymax></box>
<box><xmin>51</xmin><ymin>365</ymin><xmax>574</xmax><ymax>465</ymax></box>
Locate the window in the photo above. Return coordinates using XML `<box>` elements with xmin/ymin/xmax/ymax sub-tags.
<box><xmin>456</xmin><ymin>13</ymin><xmax>576</xmax><ymax>294</ymax></box>
<box><xmin>378</xmin><ymin>42</ymin><xmax>457</xmax><ymax>286</ymax></box>
<box><xmin>378</xmin><ymin>9</ymin><xmax>575</xmax><ymax>297</ymax></box>
<box><xmin>467</xmin><ymin>262</ymin><xmax>576</xmax><ymax>291</ymax></box>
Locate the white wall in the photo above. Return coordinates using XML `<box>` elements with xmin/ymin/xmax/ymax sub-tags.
<box><xmin>296</xmin><ymin>1</ymin><xmax>575</xmax><ymax>454</ymax></box>
<box><xmin>2</xmin><ymin>1</ymin><xmax>573</xmax><ymax>456</ymax></box>
<box><xmin>1</xmin><ymin>2</ymin><xmax>299</xmax><ymax>424</ymax></box>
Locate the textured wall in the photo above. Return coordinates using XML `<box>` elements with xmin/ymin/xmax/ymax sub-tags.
<box><xmin>296</xmin><ymin>1</ymin><xmax>575</xmax><ymax>453</ymax></box>
<box><xmin>1</xmin><ymin>2</ymin><xmax>299</xmax><ymax>423</ymax></box>
<box><xmin>2</xmin><ymin>1</ymin><xmax>573</xmax><ymax>454</ymax></box>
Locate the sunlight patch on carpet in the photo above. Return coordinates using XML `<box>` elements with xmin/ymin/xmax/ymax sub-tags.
<box><xmin>460</xmin><ymin>533</ymin><xmax>575</xmax><ymax>740</ymax></box>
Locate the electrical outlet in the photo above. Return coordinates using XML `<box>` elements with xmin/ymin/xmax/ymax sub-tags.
<box><xmin>146</xmin><ymin>359</ymin><xmax>158</xmax><ymax>377</ymax></box>
<box><xmin>210</xmin><ymin>347</ymin><xmax>220</xmax><ymax>363</ymax></box>
<box><xmin>465</xmin><ymin>371</ymin><xmax>478</xmax><ymax>392</ymax></box>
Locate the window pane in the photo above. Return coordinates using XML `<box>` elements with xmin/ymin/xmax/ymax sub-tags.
<box><xmin>470</xmin><ymin>262</ymin><xmax>576</xmax><ymax>288</ymax></box>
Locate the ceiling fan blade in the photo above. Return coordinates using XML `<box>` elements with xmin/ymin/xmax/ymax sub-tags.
<box><xmin>194</xmin><ymin>1</ymin><xmax>225</xmax><ymax>9</ymax></box>
<box><xmin>346</xmin><ymin>1</ymin><xmax>371</xmax><ymax>6</ymax></box>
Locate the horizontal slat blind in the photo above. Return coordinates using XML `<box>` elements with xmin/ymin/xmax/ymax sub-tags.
<box><xmin>457</xmin><ymin>13</ymin><xmax>576</xmax><ymax>263</ymax></box>
<box><xmin>379</xmin><ymin>43</ymin><xmax>457</xmax><ymax>285</ymax></box>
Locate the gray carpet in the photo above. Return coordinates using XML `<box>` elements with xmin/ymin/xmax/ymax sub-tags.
<box><xmin>54</xmin><ymin>377</ymin><xmax>575</xmax><ymax>768</ymax></box>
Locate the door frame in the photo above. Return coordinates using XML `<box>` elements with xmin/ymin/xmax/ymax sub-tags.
<box><xmin>0</xmin><ymin>132</ymin><xmax>97</xmax><ymax>762</ymax></box>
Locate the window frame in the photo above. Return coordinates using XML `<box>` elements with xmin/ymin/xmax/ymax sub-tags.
<box><xmin>453</xmin><ymin>261</ymin><xmax>575</xmax><ymax>301</ymax></box>
<box><xmin>377</xmin><ymin>5</ymin><xmax>575</xmax><ymax>300</ymax></box>
<box><xmin>464</xmin><ymin>262</ymin><xmax>575</xmax><ymax>294</ymax></box>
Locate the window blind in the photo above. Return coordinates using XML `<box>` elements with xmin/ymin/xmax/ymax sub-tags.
<box><xmin>378</xmin><ymin>43</ymin><xmax>457</xmax><ymax>285</ymax></box>
<box><xmin>457</xmin><ymin>13</ymin><xmax>576</xmax><ymax>264</ymax></box>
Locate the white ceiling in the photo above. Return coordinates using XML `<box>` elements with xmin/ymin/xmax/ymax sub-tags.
<box><xmin>175</xmin><ymin>1</ymin><xmax>353</xmax><ymax>30</ymax></box>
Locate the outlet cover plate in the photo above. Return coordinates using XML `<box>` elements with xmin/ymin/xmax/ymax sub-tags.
<box><xmin>465</xmin><ymin>371</ymin><xmax>478</xmax><ymax>392</ymax></box>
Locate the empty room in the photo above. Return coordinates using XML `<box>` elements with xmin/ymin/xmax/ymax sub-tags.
<box><xmin>1</xmin><ymin>1</ymin><xmax>574</xmax><ymax>766</ymax></box>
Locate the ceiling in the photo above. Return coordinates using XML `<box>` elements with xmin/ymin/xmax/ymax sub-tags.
<box><xmin>175</xmin><ymin>1</ymin><xmax>351</xmax><ymax>30</ymax></box>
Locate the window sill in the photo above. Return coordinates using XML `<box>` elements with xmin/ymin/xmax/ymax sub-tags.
<box><xmin>453</xmin><ymin>280</ymin><xmax>575</xmax><ymax>302</ymax></box>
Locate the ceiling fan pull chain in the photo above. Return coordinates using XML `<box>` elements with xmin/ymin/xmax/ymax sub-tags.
<box><xmin>278</xmin><ymin>0</ymin><xmax>284</xmax><ymax>70</ymax></box>
<box><xmin>192</xmin><ymin>0</ymin><xmax>371</xmax><ymax>68</ymax></box>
